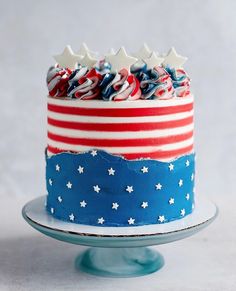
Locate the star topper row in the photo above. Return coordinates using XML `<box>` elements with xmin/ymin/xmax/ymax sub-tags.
<box><xmin>53</xmin><ymin>43</ymin><xmax>188</xmax><ymax>72</ymax></box>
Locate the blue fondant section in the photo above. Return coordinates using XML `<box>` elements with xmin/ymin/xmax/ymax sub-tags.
<box><xmin>46</xmin><ymin>151</ymin><xmax>195</xmax><ymax>227</ymax></box>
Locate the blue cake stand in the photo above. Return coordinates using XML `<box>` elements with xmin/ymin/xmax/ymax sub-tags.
<box><xmin>22</xmin><ymin>196</ymin><xmax>217</xmax><ymax>278</ymax></box>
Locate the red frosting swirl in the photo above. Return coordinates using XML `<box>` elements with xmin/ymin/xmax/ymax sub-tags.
<box><xmin>47</xmin><ymin>66</ymin><xmax>72</xmax><ymax>97</ymax></box>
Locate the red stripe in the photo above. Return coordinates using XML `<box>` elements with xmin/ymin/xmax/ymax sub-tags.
<box><xmin>48</xmin><ymin>116</ymin><xmax>193</xmax><ymax>131</ymax></box>
<box><xmin>47</xmin><ymin>144</ymin><xmax>193</xmax><ymax>160</ymax></box>
<box><xmin>48</xmin><ymin>103</ymin><xmax>193</xmax><ymax>117</ymax></box>
<box><xmin>47</xmin><ymin>131</ymin><xmax>193</xmax><ymax>147</ymax></box>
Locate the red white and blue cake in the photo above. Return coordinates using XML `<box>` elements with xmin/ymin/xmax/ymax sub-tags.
<box><xmin>46</xmin><ymin>43</ymin><xmax>195</xmax><ymax>227</ymax></box>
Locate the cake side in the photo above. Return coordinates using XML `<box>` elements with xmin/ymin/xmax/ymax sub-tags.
<box><xmin>47</xmin><ymin>95</ymin><xmax>194</xmax><ymax>161</ymax></box>
<box><xmin>46</xmin><ymin>150</ymin><xmax>195</xmax><ymax>226</ymax></box>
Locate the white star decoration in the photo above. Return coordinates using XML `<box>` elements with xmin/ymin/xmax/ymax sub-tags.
<box><xmin>185</xmin><ymin>160</ymin><xmax>190</xmax><ymax>167</ymax></box>
<box><xmin>93</xmin><ymin>185</ymin><xmax>101</xmax><ymax>193</ymax></box>
<box><xmin>163</xmin><ymin>47</ymin><xmax>188</xmax><ymax>69</ymax></box>
<box><xmin>133</xmin><ymin>43</ymin><xmax>152</xmax><ymax>59</ymax></box>
<box><xmin>169</xmin><ymin>198</ymin><xmax>175</xmax><ymax>205</ymax></box>
<box><xmin>158</xmin><ymin>215</ymin><xmax>165</xmax><ymax>223</ymax></box>
<box><xmin>192</xmin><ymin>203</ymin><xmax>195</xmax><ymax>210</ymax></box>
<box><xmin>77</xmin><ymin>166</ymin><xmax>84</xmax><ymax>174</ymax></box>
<box><xmin>98</xmin><ymin>217</ymin><xmax>105</xmax><ymax>224</ymax></box>
<box><xmin>50</xmin><ymin>207</ymin><xmax>54</xmax><ymax>214</ymax></box>
<box><xmin>128</xmin><ymin>217</ymin><xmax>135</xmax><ymax>225</ymax></box>
<box><xmin>186</xmin><ymin>193</ymin><xmax>190</xmax><ymax>200</ymax></box>
<box><xmin>66</xmin><ymin>181</ymin><xmax>72</xmax><ymax>189</ymax></box>
<box><xmin>143</xmin><ymin>51</ymin><xmax>164</xmax><ymax>70</ymax></box>
<box><xmin>79</xmin><ymin>52</ymin><xmax>97</xmax><ymax>68</ymax></box>
<box><xmin>80</xmin><ymin>200</ymin><xmax>87</xmax><ymax>207</ymax></box>
<box><xmin>49</xmin><ymin>178</ymin><xmax>53</xmax><ymax>186</ymax></box>
<box><xmin>181</xmin><ymin>209</ymin><xmax>186</xmax><ymax>216</ymax></box>
<box><xmin>191</xmin><ymin>173</ymin><xmax>194</xmax><ymax>181</ymax></box>
<box><xmin>53</xmin><ymin>45</ymin><xmax>81</xmax><ymax>70</ymax></box>
<box><xmin>126</xmin><ymin>186</ymin><xmax>134</xmax><ymax>193</ymax></box>
<box><xmin>76</xmin><ymin>42</ymin><xmax>97</xmax><ymax>58</ymax></box>
<box><xmin>141</xmin><ymin>166</ymin><xmax>148</xmax><ymax>173</ymax></box>
<box><xmin>178</xmin><ymin>179</ymin><xmax>183</xmax><ymax>187</ymax></box>
<box><xmin>168</xmin><ymin>163</ymin><xmax>174</xmax><ymax>171</ymax></box>
<box><xmin>57</xmin><ymin>196</ymin><xmax>62</xmax><ymax>203</ymax></box>
<box><xmin>55</xmin><ymin>164</ymin><xmax>60</xmax><ymax>171</ymax></box>
<box><xmin>141</xmin><ymin>202</ymin><xmax>148</xmax><ymax>209</ymax></box>
<box><xmin>155</xmin><ymin>183</ymin><xmax>162</xmax><ymax>190</ymax></box>
<box><xmin>105</xmin><ymin>46</ymin><xmax>138</xmax><ymax>73</ymax></box>
<box><xmin>108</xmin><ymin>168</ymin><xmax>115</xmax><ymax>176</ymax></box>
<box><xmin>91</xmin><ymin>150</ymin><xmax>97</xmax><ymax>157</ymax></box>
<box><xmin>112</xmin><ymin>202</ymin><xmax>119</xmax><ymax>210</ymax></box>
<box><xmin>69</xmin><ymin>213</ymin><xmax>75</xmax><ymax>221</ymax></box>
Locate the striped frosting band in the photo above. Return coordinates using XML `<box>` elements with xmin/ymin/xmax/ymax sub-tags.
<box><xmin>47</xmin><ymin>96</ymin><xmax>194</xmax><ymax>160</ymax></box>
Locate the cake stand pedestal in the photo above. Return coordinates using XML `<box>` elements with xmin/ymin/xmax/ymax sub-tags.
<box><xmin>22</xmin><ymin>196</ymin><xmax>217</xmax><ymax>278</ymax></box>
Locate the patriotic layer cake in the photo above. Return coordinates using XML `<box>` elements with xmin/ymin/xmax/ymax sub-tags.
<box><xmin>46</xmin><ymin>44</ymin><xmax>195</xmax><ymax>227</ymax></box>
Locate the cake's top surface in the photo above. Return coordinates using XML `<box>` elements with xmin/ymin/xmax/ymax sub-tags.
<box><xmin>47</xmin><ymin>43</ymin><xmax>191</xmax><ymax>101</ymax></box>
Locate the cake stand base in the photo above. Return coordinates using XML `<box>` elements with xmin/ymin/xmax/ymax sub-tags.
<box><xmin>22</xmin><ymin>196</ymin><xmax>217</xmax><ymax>277</ymax></box>
<box><xmin>75</xmin><ymin>247</ymin><xmax>164</xmax><ymax>277</ymax></box>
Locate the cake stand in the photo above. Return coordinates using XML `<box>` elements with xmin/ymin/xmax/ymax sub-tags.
<box><xmin>22</xmin><ymin>196</ymin><xmax>217</xmax><ymax>278</ymax></box>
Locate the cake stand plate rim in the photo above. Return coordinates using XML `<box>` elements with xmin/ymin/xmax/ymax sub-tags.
<box><xmin>22</xmin><ymin>195</ymin><xmax>218</xmax><ymax>238</ymax></box>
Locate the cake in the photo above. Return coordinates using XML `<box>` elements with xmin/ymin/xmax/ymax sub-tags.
<box><xmin>46</xmin><ymin>44</ymin><xmax>195</xmax><ymax>227</ymax></box>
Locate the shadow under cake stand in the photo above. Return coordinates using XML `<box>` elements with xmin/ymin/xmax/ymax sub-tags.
<box><xmin>22</xmin><ymin>196</ymin><xmax>217</xmax><ymax>278</ymax></box>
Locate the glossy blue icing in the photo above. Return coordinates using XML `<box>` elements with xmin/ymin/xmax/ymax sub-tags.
<box><xmin>46</xmin><ymin>151</ymin><xmax>195</xmax><ymax>227</ymax></box>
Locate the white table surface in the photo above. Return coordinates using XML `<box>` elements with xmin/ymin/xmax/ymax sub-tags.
<box><xmin>0</xmin><ymin>0</ymin><xmax>236</xmax><ymax>290</ymax></box>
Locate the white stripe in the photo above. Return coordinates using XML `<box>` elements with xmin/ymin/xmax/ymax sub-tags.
<box><xmin>47</xmin><ymin>137</ymin><xmax>194</xmax><ymax>154</ymax></box>
<box><xmin>47</xmin><ymin>94</ymin><xmax>194</xmax><ymax>108</ymax></box>
<box><xmin>48</xmin><ymin>123</ymin><xmax>194</xmax><ymax>139</ymax></box>
<box><xmin>48</xmin><ymin>110</ymin><xmax>194</xmax><ymax>124</ymax></box>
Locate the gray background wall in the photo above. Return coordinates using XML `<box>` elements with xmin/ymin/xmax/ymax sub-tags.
<box><xmin>0</xmin><ymin>0</ymin><xmax>235</xmax><ymax>290</ymax></box>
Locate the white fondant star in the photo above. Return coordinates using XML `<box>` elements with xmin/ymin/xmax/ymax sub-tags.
<box><xmin>193</xmin><ymin>186</ymin><xmax>196</xmax><ymax>193</ymax></box>
<box><xmin>191</xmin><ymin>173</ymin><xmax>194</xmax><ymax>181</ymax></box>
<box><xmin>93</xmin><ymin>185</ymin><xmax>101</xmax><ymax>193</ymax></box>
<box><xmin>141</xmin><ymin>166</ymin><xmax>149</xmax><ymax>173</ymax></box>
<box><xmin>69</xmin><ymin>213</ymin><xmax>75</xmax><ymax>221</ymax></box>
<box><xmin>155</xmin><ymin>183</ymin><xmax>162</xmax><ymax>190</ymax></box>
<box><xmin>108</xmin><ymin>167</ymin><xmax>115</xmax><ymax>176</ymax></box>
<box><xmin>168</xmin><ymin>163</ymin><xmax>174</xmax><ymax>171</ymax></box>
<box><xmin>181</xmin><ymin>209</ymin><xmax>186</xmax><ymax>216</ymax></box>
<box><xmin>91</xmin><ymin>150</ymin><xmax>97</xmax><ymax>157</ymax></box>
<box><xmin>53</xmin><ymin>45</ymin><xmax>82</xmax><ymax>70</ymax></box>
<box><xmin>112</xmin><ymin>202</ymin><xmax>119</xmax><ymax>210</ymax></box>
<box><xmin>105</xmin><ymin>46</ymin><xmax>138</xmax><ymax>73</ymax></box>
<box><xmin>77</xmin><ymin>166</ymin><xmax>84</xmax><ymax>174</ymax></box>
<box><xmin>185</xmin><ymin>160</ymin><xmax>190</xmax><ymax>167</ymax></box>
<box><xmin>49</xmin><ymin>178</ymin><xmax>53</xmax><ymax>186</ymax></box>
<box><xmin>66</xmin><ymin>181</ymin><xmax>72</xmax><ymax>189</ymax></box>
<box><xmin>79</xmin><ymin>52</ymin><xmax>97</xmax><ymax>68</ymax></box>
<box><xmin>80</xmin><ymin>200</ymin><xmax>87</xmax><ymax>207</ymax></box>
<box><xmin>178</xmin><ymin>179</ymin><xmax>183</xmax><ymax>187</ymax></box>
<box><xmin>55</xmin><ymin>164</ymin><xmax>60</xmax><ymax>171</ymax></box>
<box><xmin>133</xmin><ymin>43</ymin><xmax>152</xmax><ymax>59</ymax></box>
<box><xmin>186</xmin><ymin>193</ymin><xmax>190</xmax><ymax>200</ymax></box>
<box><xmin>107</xmin><ymin>48</ymin><xmax>116</xmax><ymax>55</ymax></box>
<box><xmin>58</xmin><ymin>196</ymin><xmax>62</xmax><ymax>203</ymax></box>
<box><xmin>141</xmin><ymin>202</ymin><xmax>148</xmax><ymax>209</ymax></box>
<box><xmin>98</xmin><ymin>217</ymin><xmax>105</xmax><ymax>224</ymax></box>
<box><xmin>192</xmin><ymin>203</ymin><xmax>195</xmax><ymax>210</ymax></box>
<box><xmin>128</xmin><ymin>217</ymin><xmax>135</xmax><ymax>225</ymax></box>
<box><xmin>50</xmin><ymin>207</ymin><xmax>54</xmax><ymax>214</ymax></box>
<box><xmin>158</xmin><ymin>215</ymin><xmax>165</xmax><ymax>223</ymax></box>
<box><xmin>126</xmin><ymin>186</ymin><xmax>134</xmax><ymax>194</ymax></box>
<box><xmin>143</xmin><ymin>51</ymin><xmax>164</xmax><ymax>70</ymax></box>
<box><xmin>163</xmin><ymin>47</ymin><xmax>187</xmax><ymax>69</ymax></box>
<box><xmin>169</xmin><ymin>198</ymin><xmax>175</xmax><ymax>205</ymax></box>
<box><xmin>76</xmin><ymin>42</ymin><xmax>97</xmax><ymax>57</ymax></box>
